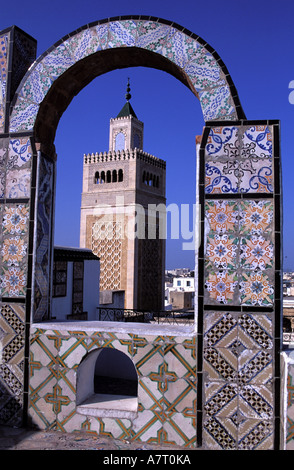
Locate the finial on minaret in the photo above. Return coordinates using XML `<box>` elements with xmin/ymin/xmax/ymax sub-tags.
<box><xmin>125</xmin><ymin>78</ymin><xmax>131</xmax><ymax>102</ymax></box>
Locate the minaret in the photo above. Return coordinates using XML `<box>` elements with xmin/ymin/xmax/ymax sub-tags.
<box><xmin>80</xmin><ymin>80</ymin><xmax>166</xmax><ymax>311</ymax></box>
<box><xmin>109</xmin><ymin>78</ymin><xmax>144</xmax><ymax>153</ymax></box>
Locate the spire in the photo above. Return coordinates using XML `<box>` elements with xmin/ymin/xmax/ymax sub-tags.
<box><xmin>125</xmin><ymin>77</ymin><xmax>131</xmax><ymax>101</ymax></box>
<box><xmin>116</xmin><ymin>78</ymin><xmax>138</xmax><ymax>119</ymax></box>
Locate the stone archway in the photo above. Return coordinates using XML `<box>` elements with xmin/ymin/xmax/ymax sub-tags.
<box><xmin>0</xmin><ymin>17</ymin><xmax>282</xmax><ymax>450</ymax></box>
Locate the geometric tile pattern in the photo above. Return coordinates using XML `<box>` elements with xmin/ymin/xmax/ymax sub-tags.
<box><xmin>8</xmin><ymin>16</ymin><xmax>245</xmax><ymax>135</ymax></box>
<box><xmin>203</xmin><ymin>310</ymin><xmax>274</xmax><ymax>449</ymax></box>
<box><xmin>28</xmin><ymin>327</ymin><xmax>197</xmax><ymax>448</ymax></box>
<box><xmin>0</xmin><ymin>303</ymin><xmax>26</xmax><ymax>426</ymax></box>
<box><xmin>199</xmin><ymin>120</ymin><xmax>281</xmax><ymax>450</ymax></box>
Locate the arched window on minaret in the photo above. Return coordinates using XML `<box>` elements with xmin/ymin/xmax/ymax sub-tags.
<box><xmin>134</xmin><ymin>133</ymin><xmax>140</xmax><ymax>149</ymax></box>
<box><xmin>115</xmin><ymin>132</ymin><xmax>125</xmax><ymax>151</ymax></box>
<box><xmin>106</xmin><ymin>170</ymin><xmax>111</xmax><ymax>183</ymax></box>
<box><xmin>113</xmin><ymin>169</ymin><xmax>117</xmax><ymax>183</ymax></box>
<box><xmin>118</xmin><ymin>169</ymin><xmax>123</xmax><ymax>182</ymax></box>
<box><xmin>94</xmin><ymin>171</ymin><xmax>99</xmax><ymax>184</ymax></box>
<box><xmin>101</xmin><ymin>171</ymin><xmax>105</xmax><ymax>184</ymax></box>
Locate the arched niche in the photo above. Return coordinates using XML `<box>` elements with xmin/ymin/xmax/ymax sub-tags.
<box><xmin>76</xmin><ymin>347</ymin><xmax>138</xmax><ymax>419</ymax></box>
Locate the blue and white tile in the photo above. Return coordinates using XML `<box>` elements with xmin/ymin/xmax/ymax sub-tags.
<box><xmin>18</xmin><ymin>62</ymin><xmax>53</xmax><ymax>104</ymax></box>
<box><xmin>108</xmin><ymin>20</ymin><xmax>137</xmax><ymax>48</ymax></box>
<box><xmin>43</xmin><ymin>43</ymin><xmax>75</xmax><ymax>79</ymax></box>
<box><xmin>136</xmin><ymin>21</ymin><xmax>172</xmax><ymax>52</ymax></box>
<box><xmin>63</xmin><ymin>29</ymin><xmax>100</xmax><ymax>62</ymax></box>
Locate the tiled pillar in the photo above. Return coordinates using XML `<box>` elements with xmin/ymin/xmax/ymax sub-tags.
<box><xmin>197</xmin><ymin>121</ymin><xmax>282</xmax><ymax>450</ymax></box>
<box><xmin>0</xmin><ymin>27</ymin><xmax>37</xmax><ymax>426</ymax></box>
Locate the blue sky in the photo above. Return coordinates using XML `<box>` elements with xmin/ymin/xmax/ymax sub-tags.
<box><xmin>2</xmin><ymin>0</ymin><xmax>294</xmax><ymax>270</ymax></box>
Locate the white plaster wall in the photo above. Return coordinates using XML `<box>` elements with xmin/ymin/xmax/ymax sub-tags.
<box><xmin>52</xmin><ymin>262</ymin><xmax>73</xmax><ymax>321</ymax></box>
<box><xmin>83</xmin><ymin>259</ymin><xmax>100</xmax><ymax>320</ymax></box>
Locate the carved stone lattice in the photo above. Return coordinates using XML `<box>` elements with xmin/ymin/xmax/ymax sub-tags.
<box><xmin>91</xmin><ymin>221</ymin><xmax>122</xmax><ymax>290</ymax></box>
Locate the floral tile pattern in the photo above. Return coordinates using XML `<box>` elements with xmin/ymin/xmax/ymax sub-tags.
<box><xmin>204</xmin><ymin>199</ymin><xmax>274</xmax><ymax>306</ymax></box>
<box><xmin>1</xmin><ymin>203</ymin><xmax>29</xmax><ymax>297</ymax></box>
<box><xmin>9</xmin><ymin>18</ymin><xmax>240</xmax><ymax>133</ymax></box>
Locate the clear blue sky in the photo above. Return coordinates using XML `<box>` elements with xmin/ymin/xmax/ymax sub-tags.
<box><xmin>2</xmin><ymin>0</ymin><xmax>294</xmax><ymax>270</ymax></box>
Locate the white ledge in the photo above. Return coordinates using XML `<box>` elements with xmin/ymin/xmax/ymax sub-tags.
<box><xmin>77</xmin><ymin>393</ymin><xmax>138</xmax><ymax>419</ymax></box>
<box><xmin>32</xmin><ymin>320</ymin><xmax>196</xmax><ymax>337</ymax></box>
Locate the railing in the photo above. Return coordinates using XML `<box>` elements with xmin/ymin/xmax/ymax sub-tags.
<box><xmin>283</xmin><ymin>332</ymin><xmax>294</xmax><ymax>344</ymax></box>
<box><xmin>96</xmin><ymin>307</ymin><xmax>194</xmax><ymax>325</ymax></box>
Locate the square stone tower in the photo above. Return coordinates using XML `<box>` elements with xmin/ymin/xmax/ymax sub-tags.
<box><xmin>80</xmin><ymin>81</ymin><xmax>166</xmax><ymax>311</ymax></box>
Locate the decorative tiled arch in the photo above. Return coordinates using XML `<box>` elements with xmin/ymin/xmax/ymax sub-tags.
<box><xmin>9</xmin><ymin>16</ymin><xmax>245</xmax><ymax>135</ymax></box>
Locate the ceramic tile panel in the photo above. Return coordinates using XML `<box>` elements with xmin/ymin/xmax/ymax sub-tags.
<box><xmin>163</xmin><ymin>31</ymin><xmax>197</xmax><ymax>69</ymax></box>
<box><xmin>1</xmin><ymin>135</ymin><xmax>32</xmax><ymax>200</ymax></box>
<box><xmin>184</xmin><ymin>49</ymin><xmax>225</xmax><ymax>91</ymax></box>
<box><xmin>205</xmin><ymin>125</ymin><xmax>274</xmax><ymax>194</ymax></box>
<box><xmin>202</xmin><ymin>306</ymin><xmax>275</xmax><ymax>450</ymax></box>
<box><xmin>95</xmin><ymin>24</ymin><xmax>109</xmax><ymax>50</ymax></box>
<box><xmin>42</xmin><ymin>43</ymin><xmax>75</xmax><ymax>79</ymax></box>
<box><xmin>0</xmin><ymin>303</ymin><xmax>26</xmax><ymax>426</ymax></box>
<box><xmin>18</xmin><ymin>62</ymin><xmax>53</xmax><ymax>104</ymax></box>
<box><xmin>239</xmin><ymin>200</ymin><xmax>274</xmax><ymax>235</ymax></box>
<box><xmin>33</xmin><ymin>154</ymin><xmax>54</xmax><ymax>321</ymax></box>
<box><xmin>4</xmin><ymin>137</ymin><xmax>32</xmax><ymax>199</ymax></box>
<box><xmin>204</xmin><ymin>197</ymin><xmax>275</xmax><ymax>307</ymax></box>
<box><xmin>8</xmin><ymin>18</ymin><xmax>240</xmax><ymax>134</ymax></box>
<box><xmin>9</xmin><ymin>97</ymin><xmax>40</xmax><ymax>133</ymax></box>
<box><xmin>28</xmin><ymin>327</ymin><xmax>197</xmax><ymax>448</ymax></box>
<box><xmin>136</xmin><ymin>21</ymin><xmax>172</xmax><ymax>52</ymax></box>
<box><xmin>200</xmin><ymin>119</ymin><xmax>280</xmax><ymax>450</ymax></box>
<box><xmin>63</xmin><ymin>29</ymin><xmax>100</xmax><ymax>62</ymax></box>
<box><xmin>200</xmin><ymin>86</ymin><xmax>235</xmax><ymax>122</ymax></box>
<box><xmin>108</xmin><ymin>20</ymin><xmax>137</xmax><ymax>48</ymax></box>
<box><xmin>1</xmin><ymin>203</ymin><xmax>29</xmax><ymax>298</ymax></box>
<box><xmin>202</xmin><ymin>314</ymin><xmax>276</xmax><ymax>446</ymax></box>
